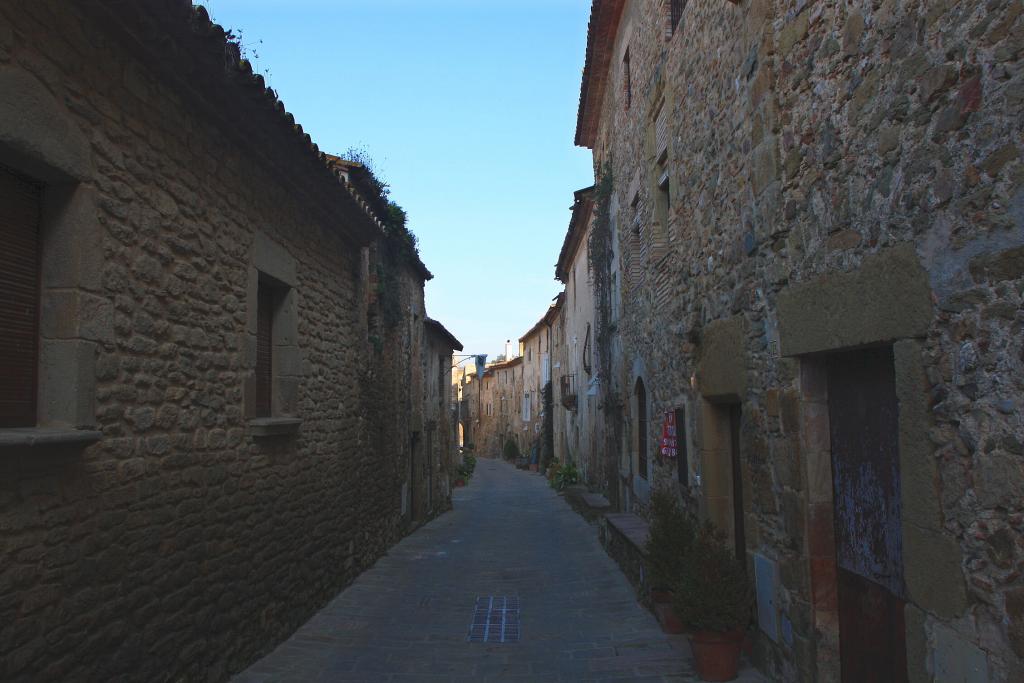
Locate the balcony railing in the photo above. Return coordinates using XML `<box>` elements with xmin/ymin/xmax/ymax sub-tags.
<box><xmin>559</xmin><ymin>374</ymin><xmax>577</xmax><ymax>411</ymax></box>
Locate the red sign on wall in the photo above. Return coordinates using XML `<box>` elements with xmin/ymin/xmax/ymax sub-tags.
<box><xmin>660</xmin><ymin>411</ymin><xmax>678</xmax><ymax>458</ymax></box>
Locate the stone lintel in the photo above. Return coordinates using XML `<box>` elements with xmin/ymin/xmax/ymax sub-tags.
<box><xmin>777</xmin><ymin>243</ymin><xmax>933</xmax><ymax>356</ymax></box>
<box><xmin>697</xmin><ymin>316</ymin><xmax>748</xmax><ymax>401</ymax></box>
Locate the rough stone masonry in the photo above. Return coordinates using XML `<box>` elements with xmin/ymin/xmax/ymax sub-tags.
<box><xmin>0</xmin><ymin>1</ymin><xmax>459</xmax><ymax>680</ymax></box>
<box><xmin>572</xmin><ymin>0</ymin><xmax>1024</xmax><ymax>681</ymax></box>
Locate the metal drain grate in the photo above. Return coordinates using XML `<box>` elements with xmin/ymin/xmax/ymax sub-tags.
<box><xmin>467</xmin><ymin>595</ymin><xmax>520</xmax><ymax>643</ymax></box>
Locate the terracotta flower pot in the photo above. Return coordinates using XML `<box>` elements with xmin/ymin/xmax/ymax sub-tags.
<box><xmin>454</xmin><ymin>478</ymin><xmax>466</xmax><ymax>487</ymax></box>
<box><xmin>689</xmin><ymin>630</ymin><xmax>744</xmax><ymax>682</ymax></box>
<box><xmin>654</xmin><ymin>602</ymin><xmax>686</xmax><ymax>634</ymax></box>
<box><xmin>529</xmin><ymin>463</ymin><xmax>539</xmax><ymax>472</ymax></box>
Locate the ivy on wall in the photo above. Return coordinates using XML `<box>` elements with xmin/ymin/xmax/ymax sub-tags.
<box><xmin>588</xmin><ymin>165</ymin><xmax>618</xmax><ymax>410</ymax></box>
<box><xmin>586</xmin><ymin>165</ymin><xmax>623</xmax><ymax>501</ymax></box>
<box><xmin>377</xmin><ymin>202</ymin><xmax>420</xmax><ymax>328</ymax></box>
<box><xmin>541</xmin><ymin>381</ymin><xmax>555</xmax><ymax>469</ymax></box>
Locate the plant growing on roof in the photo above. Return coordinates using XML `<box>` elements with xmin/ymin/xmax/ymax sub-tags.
<box><xmin>339</xmin><ymin>147</ymin><xmax>421</xmax><ymax>329</ymax></box>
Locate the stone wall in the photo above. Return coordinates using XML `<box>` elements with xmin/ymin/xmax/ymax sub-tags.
<box><xmin>423</xmin><ymin>324</ymin><xmax>459</xmax><ymax>518</ymax></box>
<box><xmin>555</xmin><ymin>219</ymin><xmax>605</xmax><ymax>488</ymax></box>
<box><xmin>0</xmin><ymin>1</ymin><xmax>444</xmax><ymax>680</ymax></box>
<box><xmin>582</xmin><ymin>0</ymin><xmax>1024</xmax><ymax>680</ymax></box>
<box><xmin>475</xmin><ymin>359</ymin><xmax>524</xmax><ymax>459</ymax></box>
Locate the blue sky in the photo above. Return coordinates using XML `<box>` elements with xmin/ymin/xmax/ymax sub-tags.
<box><xmin>200</xmin><ymin>0</ymin><xmax>595</xmax><ymax>360</ymax></box>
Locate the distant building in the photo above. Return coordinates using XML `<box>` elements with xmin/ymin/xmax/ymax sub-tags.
<box><xmin>422</xmin><ymin>318</ymin><xmax>463</xmax><ymax>518</ymax></box>
<box><xmin>518</xmin><ymin>295</ymin><xmax>562</xmax><ymax>468</ymax></box>
<box><xmin>475</xmin><ymin>356</ymin><xmax>524</xmax><ymax>459</ymax></box>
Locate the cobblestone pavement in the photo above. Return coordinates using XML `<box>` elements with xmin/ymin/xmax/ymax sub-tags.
<box><xmin>234</xmin><ymin>458</ymin><xmax>765</xmax><ymax>682</ymax></box>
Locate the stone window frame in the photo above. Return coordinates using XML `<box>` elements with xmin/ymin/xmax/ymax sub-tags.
<box><xmin>646</xmin><ymin>82</ymin><xmax>675</xmax><ymax>264</ymax></box>
<box><xmin>244</xmin><ymin>233</ymin><xmax>303</xmax><ymax>437</ymax></box>
<box><xmin>0</xmin><ymin>66</ymin><xmax>107</xmax><ymax>452</ymax></box>
<box><xmin>628</xmin><ymin>356</ymin><xmax>653</xmax><ymax>505</ymax></box>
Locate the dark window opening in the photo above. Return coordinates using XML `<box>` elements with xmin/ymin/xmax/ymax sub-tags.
<box><xmin>636</xmin><ymin>378</ymin><xmax>648</xmax><ymax>479</ymax></box>
<box><xmin>0</xmin><ymin>166</ymin><xmax>42</xmax><ymax>428</ymax></box>
<box><xmin>255</xmin><ymin>274</ymin><xmax>287</xmax><ymax>418</ymax></box>
<box><xmin>623</xmin><ymin>48</ymin><xmax>632</xmax><ymax>110</ymax></box>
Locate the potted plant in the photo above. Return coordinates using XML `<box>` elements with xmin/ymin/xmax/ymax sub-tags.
<box><xmin>454</xmin><ymin>454</ymin><xmax>476</xmax><ymax>487</ymax></box>
<box><xmin>645</xmin><ymin>488</ymin><xmax>695</xmax><ymax>633</ymax></box>
<box><xmin>672</xmin><ymin>524</ymin><xmax>752</xmax><ymax>681</ymax></box>
<box><xmin>503</xmin><ymin>439</ymin><xmax>521</xmax><ymax>464</ymax></box>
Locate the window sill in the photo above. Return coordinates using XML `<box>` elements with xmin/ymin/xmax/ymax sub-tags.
<box><xmin>247</xmin><ymin>417</ymin><xmax>302</xmax><ymax>438</ymax></box>
<box><xmin>0</xmin><ymin>427</ymin><xmax>103</xmax><ymax>450</ymax></box>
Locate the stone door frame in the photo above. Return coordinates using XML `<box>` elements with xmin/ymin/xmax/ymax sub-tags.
<box><xmin>779</xmin><ymin>245</ymin><xmax>967</xmax><ymax>681</ymax></box>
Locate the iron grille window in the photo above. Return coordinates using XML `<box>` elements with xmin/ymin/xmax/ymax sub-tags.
<box><xmin>0</xmin><ymin>166</ymin><xmax>42</xmax><ymax>427</ymax></box>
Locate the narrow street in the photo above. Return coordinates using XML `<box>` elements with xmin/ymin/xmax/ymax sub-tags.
<box><xmin>235</xmin><ymin>458</ymin><xmax>762</xmax><ymax>682</ymax></box>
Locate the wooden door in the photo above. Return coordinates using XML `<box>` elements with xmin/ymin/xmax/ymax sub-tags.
<box><xmin>729</xmin><ymin>405</ymin><xmax>746</xmax><ymax>568</ymax></box>
<box><xmin>409</xmin><ymin>431</ymin><xmax>419</xmax><ymax>520</ymax></box>
<box><xmin>426</xmin><ymin>429</ymin><xmax>433</xmax><ymax>512</ymax></box>
<box><xmin>827</xmin><ymin>347</ymin><xmax>907</xmax><ymax>683</ymax></box>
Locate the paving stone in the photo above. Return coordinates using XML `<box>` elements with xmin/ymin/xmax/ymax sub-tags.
<box><xmin>233</xmin><ymin>459</ymin><xmax>764</xmax><ymax>682</ymax></box>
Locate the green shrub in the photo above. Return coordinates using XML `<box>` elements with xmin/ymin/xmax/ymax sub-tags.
<box><xmin>552</xmin><ymin>462</ymin><xmax>579</xmax><ymax>491</ymax></box>
<box><xmin>503</xmin><ymin>439</ymin><xmax>521</xmax><ymax>462</ymax></box>
<box><xmin>645</xmin><ymin>488</ymin><xmax>696</xmax><ymax>592</ymax></box>
<box><xmin>456</xmin><ymin>453</ymin><xmax>476</xmax><ymax>481</ymax></box>
<box><xmin>671</xmin><ymin>523</ymin><xmax>752</xmax><ymax>633</ymax></box>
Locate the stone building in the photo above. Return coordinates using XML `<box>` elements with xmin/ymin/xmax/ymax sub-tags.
<box><xmin>475</xmin><ymin>357</ymin><xmax>524</xmax><ymax>459</ymax></box>
<box><xmin>451</xmin><ymin>363</ymin><xmax>472</xmax><ymax>449</ymax></box>
<box><xmin>518</xmin><ymin>297</ymin><xmax>560</xmax><ymax>467</ymax></box>
<box><xmin>0</xmin><ymin>1</ymin><xmax>460</xmax><ymax>680</ymax></box>
<box><xmin>575</xmin><ymin>0</ymin><xmax>1024</xmax><ymax>681</ymax></box>
<box><xmin>422</xmin><ymin>318</ymin><xmax>463</xmax><ymax>518</ymax></box>
<box><xmin>552</xmin><ymin>188</ymin><xmax>609</xmax><ymax>487</ymax></box>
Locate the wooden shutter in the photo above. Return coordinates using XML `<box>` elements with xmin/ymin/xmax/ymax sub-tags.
<box><xmin>671</xmin><ymin>0</ymin><xmax>685</xmax><ymax>32</ymax></box>
<box><xmin>0</xmin><ymin>167</ymin><xmax>41</xmax><ymax>427</ymax></box>
<box><xmin>255</xmin><ymin>284</ymin><xmax>274</xmax><ymax>417</ymax></box>
<box><xmin>655</xmin><ymin>101</ymin><xmax>669</xmax><ymax>162</ymax></box>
